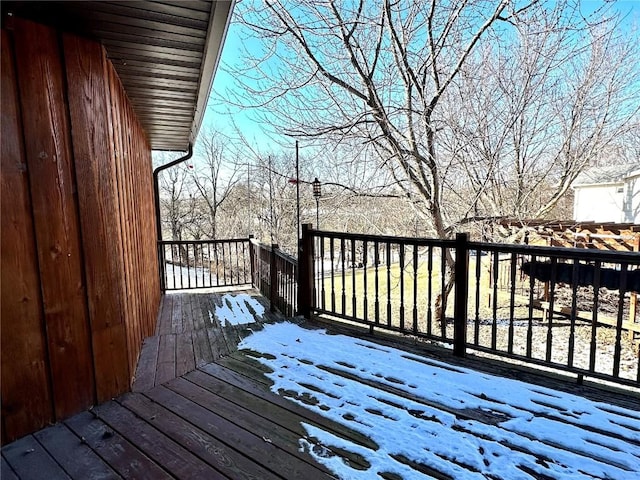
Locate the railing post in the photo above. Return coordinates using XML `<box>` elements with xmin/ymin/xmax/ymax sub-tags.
<box><xmin>298</xmin><ymin>224</ymin><xmax>314</xmax><ymax>318</ymax></box>
<box><xmin>270</xmin><ymin>244</ymin><xmax>279</xmax><ymax>312</ymax></box>
<box><xmin>158</xmin><ymin>242</ymin><xmax>166</xmax><ymax>293</ymax></box>
<box><xmin>248</xmin><ymin>235</ymin><xmax>255</xmax><ymax>288</ymax></box>
<box><xmin>454</xmin><ymin>232</ymin><xmax>469</xmax><ymax>357</ymax></box>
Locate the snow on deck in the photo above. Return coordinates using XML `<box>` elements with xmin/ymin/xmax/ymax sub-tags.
<box><xmin>239</xmin><ymin>322</ymin><xmax>640</xmax><ymax>480</ymax></box>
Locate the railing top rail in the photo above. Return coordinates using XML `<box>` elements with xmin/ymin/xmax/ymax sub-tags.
<box><xmin>249</xmin><ymin>238</ymin><xmax>272</xmax><ymax>250</ymax></box>
<box><xmin>313</xmin><ymin>229</ymin><xmax>457</xmax><ymax>247</ymax></box>
<box><xmin>158</xmin><ymin>238</ymin><xmax>250</xmax><ymax>246</ymax></box>
<box><xmin>249</xmin><ymin>238</ymin><xmax>298</xmax><ymax>265</ymax></box>
<box><xmin>274</xmin><ymin>248</ymin><xmax>298</xmax><ymax>265</ymax></box>
<box><xmin>468</xmin><ymin>241</ymin><xmax>640</xmax><ymax>264</ymax></box>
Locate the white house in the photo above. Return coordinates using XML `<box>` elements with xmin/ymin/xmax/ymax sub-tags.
<box><xmin>572</xmin><ymin>164</ymin><xmax>640</xmax><ymax>223</ymax></box>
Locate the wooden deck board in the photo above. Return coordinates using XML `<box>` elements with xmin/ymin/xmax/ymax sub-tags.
<box><xmin>0</xmin><ymin>457</ymin><xmax>19</xmax><ymax>480</ymax></box>
<box><xmin>156</xmin><ymin>294</ymin><xmax>172</xmax><ymax>335</ymax></box>
<box><xmin>118</xmin><ymin>392</ymin><xmax>279</xmax><ymax>480</ymax></box>
<box><xmin>175</xmin><ymin>332</ymin><xmax>195</xmax><ymax>376</ymax></box>
<box><xmin>132</xmin><ymin>290</ymin><xmax>257</xmax><ymax>390</ymax></box>
<box><xmin>154</xmin><ymin>333</ymin><xmax>176</xmax><ymax>385</ymax></box>
<box><xmin>33</xmin><ymin>423</ymin><xmax>118</xmax><ymax>479</ymax></box>
<box><xmin>131</xmin><ymin>335</ymin><xmax>159</xmax><ymax>392</ymax></box>
<box><xmin>161</xmin><ymin>378</ymin><xmax>336</xmax><ymax>475</ymax></box>
<box><xmin>4</xmin><ymin>289</ymin><xmax>638</xmax><ymax>480</ymax></box>
<box><xmin>93</xmin><ymin>400</ymin><xmax>225</xmax><ymax>479</ymax></box>
<box><xmin>2</xmin><ymin>434</ymin><xmax>70</xmax><ymax>480</ymax></box>
<box><xmin>194</xmin><ymin>365</ymin><xmax>378</xmax><ymax>451</ymax></box>
<box><xmin>64</xmin><ymin>411</ymin><xmax>171</xmax><ymax>480</ymax></box>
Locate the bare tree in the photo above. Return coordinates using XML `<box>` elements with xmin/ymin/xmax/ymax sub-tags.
<box><xmin>230</xmin><ymin>0</ymin><xmax>545</xmax><ymax>315</ymax></box>
<box><xmin>155</xmin><ymin>159</ymin><xmax>195</xmax><ymax>242</ymax></box>
<box><xmin>189</xmin><ymin>129</ymin><xmax>242</xmax><ymax>239</ymax></box>
<box><xmin>441</xmin><ymin>7</ymin><xmax>640</xmax><ymax>233</ymax></box>
<box><xmin>225</xmin><ymin>1</ymin><xmax>638</xmax><ymax>316</ymax></box>
<box><xmin>231</xmin><ymin>1</ymin><xmax>551</xmax><ymax>239</ymax></box>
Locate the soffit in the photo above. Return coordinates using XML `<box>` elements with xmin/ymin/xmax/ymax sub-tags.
<box><xmin>5</xmin><ymin>0</ymin><xmax>234</xmax><ymax>151</ymax></box>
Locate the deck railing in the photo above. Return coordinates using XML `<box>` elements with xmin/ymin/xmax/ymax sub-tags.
<box><xmin>158</xmin><ymin>237</ymin><xmax>298</xmax><ymax>315</ymax></box>
<box><xmin>301</xmin><ymin>226</ymin><xmax>639</xmax><ymax>387</ymax></box>
<box><xmin>158</xmin><ymin>239</ymin><xmax>252</xmax><ymax>291</ymax></box>
<box><xmin>250</xmin><ymin>240</ymin><xmax>298</xmax><ymax>316</ymax></box>
<box><xmin>158</xmin><ymin>228</ymin><xmax>639</xmax><ymax>386</ymax></box>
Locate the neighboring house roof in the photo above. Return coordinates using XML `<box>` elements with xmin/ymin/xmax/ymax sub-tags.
<box><xmin>5</xmin><ymin>0</ymin><xmax>234</xmax><ymax>151</ymax></box>
<box><xmin>572</xmin><ymin>164</ymin><xmax>640</xmax><ymax>187</ymax></box>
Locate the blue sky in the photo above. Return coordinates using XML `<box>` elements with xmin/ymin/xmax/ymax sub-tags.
<box><xmin>198</xmin><ymin>0</ymin><xmax>640</xmax><ymax>157</ymax></box>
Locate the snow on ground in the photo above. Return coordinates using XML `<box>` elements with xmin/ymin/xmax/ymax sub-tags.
<box><xmin>164</xmin><ymin>263</ymin><xmax>213</xmax><ymax>290</ymax></box>
<box><xmin>215</xmin><ymin>294</ymin><xmax>265</xmax><ymax>326</ymax></box>
<box><xmin>239</xmin><ymin>322</ymin><xmax>640</xmax><ymax>480</ymax></box>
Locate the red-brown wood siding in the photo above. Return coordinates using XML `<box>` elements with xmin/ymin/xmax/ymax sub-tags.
<box><xmin>12</xmin><ymin>18</ymin><xmax>96</xmax><ymax>423</ymax></box>
<box><xmin>106</xmin><ymin>60</ymin><xmax>161</xmax><ymax>377</ymax></box>
<box><xmin>1</xmin><ymin>18</ymin><xmax>160</xmax><ymax>443</ymax></box>
<box><xmin>63</xmin><ymin>34</ymin><xmax>130</xmax><ymax>403</ymax></box>
<box><xmin>0</xmin><ymin>29</ymin><xmax>53</xmax><ymax>445</ymax></box>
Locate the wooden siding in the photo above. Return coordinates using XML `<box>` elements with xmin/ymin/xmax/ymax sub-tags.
<box><xmin>1</xmin><ymin>18</ymin><xmax>160</xmax><ymax>443</ymax></box>
<box><xmin>0</xmin><ymin>29</ymin><xmax>53</xmax><ymax>443</ymax></box>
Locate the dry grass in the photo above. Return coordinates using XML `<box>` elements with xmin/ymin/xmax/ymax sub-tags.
<box><xmin>316</xmin><ymin>257</ymin><xmax>639</xmax><ymax>382</ymax></box>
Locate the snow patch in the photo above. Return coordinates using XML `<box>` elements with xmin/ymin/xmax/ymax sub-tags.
<box><xmin>216</xmin><ymin>294</ymin><xmax>265</xmax><ymax>326</ymax></box>
<box><xmin>239</xmin><ymin>322</ymin><xmax>640</xmax><ymax>480</ymax></box>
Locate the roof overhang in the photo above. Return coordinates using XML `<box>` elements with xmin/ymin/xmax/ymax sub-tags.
<box><xmin>4</xmin><ymin>1</ymin><xmax>234</xmax><ymax>151</ymax></box>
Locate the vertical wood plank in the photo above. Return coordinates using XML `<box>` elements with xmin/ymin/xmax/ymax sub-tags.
<box><xmin>106</xmin><ymin>64</ymin><xmax>136</xmax><ymax>377</ymax></box>
<box><xmin>12</xmin><ymin>18</ymin><xmax>95</xmax><ymax>420</ymax></box>
<box><xmin>63</xmin><ymin>33</ymin><xmax>130</xmax><ymax>402</ymax></box>
<box><xmin>1</xmin><ymin>28</ymin><xmax>53</xmax><ymax>443</ymax></box>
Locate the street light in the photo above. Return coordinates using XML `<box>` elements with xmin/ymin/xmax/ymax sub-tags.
<box><xmin>312</xmin><ymin>177</ymin><xmax>321</xmax><ymax>228</ymax></box>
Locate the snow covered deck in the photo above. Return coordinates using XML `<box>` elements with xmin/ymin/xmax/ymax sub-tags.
<box><xmin>2</xmin><ymin>291</ymin><xmax>639</xmax><ymax>479</ymax></box>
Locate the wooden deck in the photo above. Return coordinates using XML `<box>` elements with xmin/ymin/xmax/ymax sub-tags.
<box><xmin>2</xmin><ymin>290</ymin><xmax>639</xmax><ymax>479</ymax></box>
<box><xmin>130</xmin><ymin>289</ymin><xmax>280</xmax><ymax>392</ymax></box>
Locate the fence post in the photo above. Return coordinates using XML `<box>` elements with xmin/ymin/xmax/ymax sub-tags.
<box><xmin>270</xmin><ymin>244</ymin><xmax>279</xmax><ymax>312</ymax></box>
<box><xmin>454</xmin><ymin>232</ymin><xmax>469</xmax><ymax>357</ymax></box>
<box><xmin>248</xmin><ymin>235</ymin><xmax>255</xmax><ymax>288</ymax></box>
<box><xmin>298</xmin><ymin>224</ymin><xmax>314</xmax><ymax>318</ymax></box>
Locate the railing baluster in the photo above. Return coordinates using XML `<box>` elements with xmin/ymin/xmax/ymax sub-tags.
<box><xmin>440</xmin><ymin>246</ymin><xmax>447</xmax><ymax>339</ymax></box>
<box><xmin>330</xmin><ymin>238</ymin><xmax>336</xmax><ymax>312</ymax></box>
<box><xmin>546</xmin><ymin>259</ymin><xmax>557</xmax><ymax>363</ymax></box>
<box><xmin>214</xmin><ymin>243</ymin><xmax>220</xmax><ymax>287</ymax></box>
<box><xmin>568</xmin><ymin>260</ymin><xmax>579</xmax><ymax>369</ymax></box>
<box><xmin>426</xmin><ymin>246</ymin><xmax>433</xmax><ymax>336</ymax></box>
<box><xmin>374</xmin><ymin>240</ymin><xmax>380</xmax><ymax>326</ymax></box>
<box><xmin>320</xmin><ymin>236</ymin><xmax>326</xmax><ymax>310</ymax></box>
<box><xmin>491</xmin><ymin>250</ymin><xmax>498</xmax><ymax>349</ymax></box>
<box><xmin>235</xmin><ymin>241</ymin><xmax>239</xmax><ymax>285</ymax></box>
<box><xmin>223</xmin><ymin>242</ymin><xmax>229</xmax><ymax>286</ymax></box>
<box><xmin>613</xmin><ymin>264</ymin><xmax>628</xmax><ymax>378</ymax></box>
<box><xmin>207</xmin><ymin>242</ymin><xmax>212</xmax><ymax>287</ymax></box>
<box><xmin>508</xmin><ymin>252</ymin><xmax>517</xmax><ymax>354</ymax></box>
<box><xmin>474</xmin><ymin>247</ymin><xmax>481</xmax><ymax>346</ymax></box>
<box><xmin>399</xmin><ymin>243</ymin><xmax>405</xmax><ymax>331</ymax></box>
<box><xmin>413</xmin><ymin>244</ymin><xmax>418</xmax><ymax>334</ymax></box>
<box><xmin>351</xmin><ymin>238</ymin><xmax>357</xmax><ymax>319</ymax></box>
<box><xmin>526</xmin><ymin>254</ymin><xmax>535</xmax><ymax>358</ymax></box>
<box><xmin>363</xmin><ymin>240</ymin><xmax>368</xmax><ymax>323</ymax></box>
<box><xmin>589</xmin><ymin>261</ymin><xmax>601</xmax><ymax>373</ymax></box>
<box><xmin>341</xmin><ymin>238</ymin><xmax>346</xmax><ymax>316</ymax></box>
<box><xmin>171</xmin><ymin>244</ymin><xmax>177</xmax><ymax>290</ymax></box>
<box><xmin>386</xmin><ymin>242</ymin><xmax>392</xmax><ymax>328</ymax></box>
<box><xmin>241</xmin><ymin>241</ymin><xmax>247</xmax><ymax>284</ymax></box>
